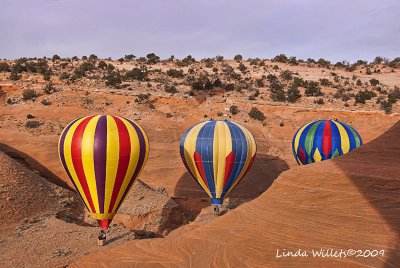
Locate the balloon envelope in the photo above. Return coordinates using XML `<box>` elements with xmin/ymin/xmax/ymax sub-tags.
<box><xmin>292</xmin><ymin>119</ymin><xmax>362</xmax><ymax>165</ymax></box>
<box><xmin>58</xmin><ymin>115</ymin><xmax>149</xmax><ymax>230</ymax></box>
<box><xmin>180</xmin><ymin>120</ymin><xmax>256</xmax><ymax>205</ymax></box>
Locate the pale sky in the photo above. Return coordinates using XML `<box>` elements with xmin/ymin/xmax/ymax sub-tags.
<box><xmin>0</xmin><ymin>0</ymin><xmax>399</xmax><ymax>62</ymax></box>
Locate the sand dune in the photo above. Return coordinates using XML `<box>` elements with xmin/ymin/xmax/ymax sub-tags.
<box><xmin>73</xmin><ymin>121</ymin><xmax>400</xmax><ymax>267</ymax></box>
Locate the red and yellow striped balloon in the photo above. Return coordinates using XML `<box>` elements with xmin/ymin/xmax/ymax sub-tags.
<box><xmin>58</xmin><ymin>115</ymin><xmax>149</xmax><ymax>230</ymax></box>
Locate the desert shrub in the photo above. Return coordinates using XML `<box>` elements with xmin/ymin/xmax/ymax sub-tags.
<box><xmin>234</xmin><ymin>54</ymin><xmax>243</xmax><ymax>61</ymax></box>
<box><xmin>52</xmin><ymin>54</ymin><xmax>61</xmax><ymax>61</ymax></box>
<box><xmin>355</xmin><ymin>89</ymin><xmax>377</xmax><ymax>104</ymax></box>
<box><xmin>249</xmin><ymin>107</ymin><xmax>266</xmax><ymax>121</ymax></box>
<box><xmin>125</xmin><ymin>67</ymin><xmax>148</xmax><ymax>81</ymax></box>
<box><xmin>59</xmin><ymin>72</ymin><xmax>70</xmax><ymax>80</ymax></box>
<box><xmin>273</xmin><ymin>54</ymin><xmax>288</xmax><ymax>63</ymax></box>
<box><xmin>166</xmin><ymin>68</ymin><xmax>184</xmax><ymax>78</ymax></box>
<box><xmin>213</xmin><ymin>79</ymin><xmax>222</xmax><ymax>87</ymax></box>
<box><xmin>270</xmin><ymin>81</ymin><xmax>286</xmax><ymax>102</ymax></box>
<box><xmin>215</xmin><ymin>55</ymin><xmax>224</xmax><ymax>62</ymax></box>
<box><xmin>25</xmin><ymin>120</ymin><xmax>42</xmax><ymax>128</ymax></box>
<box><xmin>230</xmin><ymin>105</ymin><xmax>239</xmax><ymax>115</ymax></box>
<box><xmin>22</xmin><ymin>89</ymin><xmax>37</xmax><ymax>100</ymax></box>
<box><xmin>381</xmin><ymin>100</ymin><xmax>393</xmax><ymax>114</ymax></box>
<box><xmin>248</xmin><ymin>95</ymin><xmax>256</xmax><ymax>100</ymax></box>
<box><xmin>369</xmin><ymin>78</ymin><xmax>380</xmax><ymax>86</ymax></box>
<box><xmin>388</xmin><ymin>88</ymin><xmax>400</xmax><ymax>103</ymax></box>
<box><xmin>7</xmin><ymin>98</ymin><xmax>13</xmax><ymax>104</ymax></box>
<box><xmin>165</xmin><ymin>85</ymin><xmax>178</xmax><ymax>94</ymax></box>
<box><xmin>43</xmin><ymin>71</ymin><xmax>51</xmax><ymax>81</ymax></box>
<box><xmin>293</xmin><ymin>77</ymin><xmax>306</xmax><ymax>87</ymax></box>
<box><xmin>10</xmin><ymin>71</ymin><xmax>21</xmax><ymax>80</ymax></box>
<box><xmin>0</xmin><ymin>62</ymin><xmax>10</xmax><ymax>72</ymax></box>
<box><xmin>267</xmin><ymin>74</ymin><xmax>278</xmax><ymax>83</ymax></box>
<box><xmin>305</xmin><ymin>81</ymin><xmax>322</xmax><ymax>96</ymax></box>
<box><xmin>27</xmin><ymin>114</ymin><xmax>35</xmax><ymax>119</ymax></box>
<box><xmin>43</xmin><ymin>82</ymin><xmax>57</xmax><ymax>94</ymax></box>
<box><xmin>356</xmin><ymin>79</ymin><xmax>362</xmax><ymax>86</ymax></box>
<box><xmin>148</xmin><ymin>103</ymin><xmax>155</xmax><ymax>109</ymax></box>
<box><xmin>88</xmin><ymin>54</ymin><xmax>98</xmax><ymax>60</ymax></box>
<box><xmin>212</xmin><ymin>67</ymin><xmax>218</xmax><ymax>73</ymax></box>
<box><xmin>280</xmin><ymin>70</ymin><xmax>293</xmax><ymax>80</ymax></box>
<box><xmin>319</xmin><ymin>78</ymin><xmax>331</xmax><ymax>86</ymax></box>
<box><xmin>225</xmin><ymin>83</ymin><xmax>235</xmax><ymax>91</ymax></box>
<box><xmin>79</xmin><ymin>61</ymin><xmax>96</xmax><ymax>73</ymax></box>
<box><xmin>256</xmin><ymin>78</ymin><xmax>264</xmax><ymax>87</ymax></box>
<box><xmin>146</xmin><ymin>53</ymin><xmax>160</xmax><ymax>64</ymax></box>
<box><xmin>317</xmin><ymin>58</ymin><xmax>331</xmax><ymax>68</ymax></box>
<box><xmin>124</xmin><ymin>54</ymin><xmax>136</xmax><ymax>61</ymax></box>
<box><xmin>287</xmin><ymin>84</ymin><xmax>301</xmax><ymax>103</ymax></box>
<box><xmin>288</xmin><ymin>56</ymin><xmax>298</xmax><ymax>65</ymax></box>
<box><xmin>104</xmin><ymin>71</ymin><xmax>122</xmax><ymax>87</ymax></box>
<box><xmin>135</xmin><ymin>93</ymin><xmax>151</xmax><ymax>103</ymax></box>
<box><xmin>41</xmin><ymin>99</ymin><xmax>51</xmax><ymax>106</ymax></box>
<box><xmin>238</xmin><ymin>63</ymin><xmax>247</xmax><ymax>72</ymax></box>
<box><xmin>314</xmin><ymin>98</ymin><xmax>324</xmax><ymax>105</ymax></box>
<box><xmin>98</xmin><ymin>61</ymin><xmax>107</xmax><ymax>69</ymax></box>
<box><xmin>366</xmin><ymin>68</ymin><xmax>372</xmax><ymax>75</ymax></box>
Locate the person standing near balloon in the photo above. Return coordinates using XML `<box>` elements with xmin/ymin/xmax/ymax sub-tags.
<box><xmin>58</xmin><ymin>115</ymin><xmax>149</xmax><ymax>245</ymax></box>
<box><xmin>179</xmin><ymin>120</ymin><xmax>257</xmax><ymax>214</ymax></box>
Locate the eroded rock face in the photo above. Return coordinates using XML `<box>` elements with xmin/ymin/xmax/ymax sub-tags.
<box><xmin>83</xmin><ymin>180</ymin><xmax>187</xmax><ymax>236</ymax></box>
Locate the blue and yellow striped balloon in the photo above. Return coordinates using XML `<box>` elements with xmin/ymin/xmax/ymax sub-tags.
<box><xmin>180</xmin><ymin>120</ymin><xmax>257</xmax><ymax>206</ymax></box>
<box><xmin>58</xmin><ymin>115</ymin><xmax>149</xmax><ymax>230</ymax></box>
<box><xmin>292</xmin><ymin>119</ymin><xmax>362</xmax><ymax>165</ymax></box>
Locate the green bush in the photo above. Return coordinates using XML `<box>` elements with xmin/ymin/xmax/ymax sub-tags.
<box><xmin>43</xmin><ymin>82</ymin><xmax>57</xmax><ymax>94</ymax></box>
<box><xmin>273</xmin><ymin>54</ymin><xmax>288</xmax><ymax>63</ymax></box>
<box><xmin>166</xmin><ymin>68</ymin><xmax>184</xmax><ymax>78</ymax></box>
<box><xmin>314</xmin><ymin>98</ymin><xmax>324</xmax><ymax>105</ymax></box>
<box><xmin>380</xmin><ymin>100</ymin><xmax>393</xmax><ymax>114</ymax></box>
<box><xmin>238</xmin><ymin>63</ymin><xmax>247</xmax><ymax>72</ymax></box>
<box><xmin>305</xmin><ymin>81</ymin><xmax>322</xmax><ymax>96</ymax></box>
<box><xmin>388</xmin><ymin>88</ymin><xmax>400</xmax><ymax>103</ymax></box>
<box><xmin>249</xmin><ymin>107</ymin><xmax>266</xmax><ymax>121</ymax></box>
<box><xmin>0</xmin><ymin>62</ymin><xmax>10</xmax><ymax>72</ymax></box>
<box><xmin>104</xmin><ymin>71</ymin><xmax>122</xmax><ymax>87</ymax></box>
<box><xmin>280</xmin><ymin>70</ymin><xmax>293</xmax><ymax>80</ymax></box>
<box><xmin>98</xmin><ymin>61</ymin><xmax>107</xmax><ymax>69</ymax></box>
<box><xmin>319</xmin><ymin>78</ymin><xmax>331</xmax><ymax>86</ymax></box>
<box><xmin>287</xmin><ymin>84</ymin><xmax>301</xmax><ymax>103</ymax></box>
<box><xmin>234</xmin><ymin>54</ymin><xmax>243</xmax><ymax>61</ymax></box>
<box><xmin>146</xmin><ymin>53</ymin><xmax>160</xmax><ymax>64</ymax></box>
<box><xmin>165</xmin><ymin>85</ymin><xmax>178</xmax><ymax>94</ymax></box>
<box><xmin>230</xmin><ymin>105</ymin><xmax>239</xmax><ymax>115</ymax></box>
<box><xmin>355</xmin><ymin>89</ymin><xmax>377</xmax><ymax>104</ymax></box>
<box><xmin>10</xmin><ymin>71</ymin><xmax>21</xmax><ymax>81</ymax></box>
<box><xmin>135</xmin><ymin>93</ymin><xmax>151</xmax><ymax>103</ymax></box>
<box><xmin>125</xmin><ymin>67</ymin><xmax>148</xmax><ymax>81</ymax></box>
<box><xmin>25</xmin><ymin>120</ymin><xmax>42</xmax><ymax>128</ymax></box>
<box><xmin>22</xmin><ymin>89</ymin><xmax>37</xmax><ymax>100</ymax></box>
<box><xmin>369</xmin><ymin>78</ymin><xmax>380</xmax><ymax>86</ymax></box>
<box><xmin>270</xmin><ymin>81</ymin><xmax>286</xmax><ymax>102</ymax></box>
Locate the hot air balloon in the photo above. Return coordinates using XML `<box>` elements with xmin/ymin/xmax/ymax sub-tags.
<box><xmin>58</xmin><ymin>115</ymin><xmax>149</xmax><ymax>245</ymax></box>
<box><xmin>292</xmin><ymin>119</ymin><xmax>362</xmax><ymax>165</ymax></box>
<box><xmin>180</xmin><ymin>120</ymin><xmax>256</xmax><ymax>214</ymax></box>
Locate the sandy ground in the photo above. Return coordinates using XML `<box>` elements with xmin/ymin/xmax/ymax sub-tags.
<box><xmin>0</xmin><ymin>58</ymin><xmax>399</xmax><ymax>267</ymax></box>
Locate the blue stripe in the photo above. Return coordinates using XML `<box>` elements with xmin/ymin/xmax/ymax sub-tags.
<box><xmin>313</xmin><ymin>120</ymin><xmax>326</xmax><ymax>160</ymax></box>
<box><xmin>223</xmin><ymin>122</ymin><xmax>247</xmax><ymax>195</ymax></box>
<box><xmin>196</xmin><ymin>121</ymin><xmax>216</xmax><ymax>197</ymax></box>
<box><xmin>330</xmin><ymin>121</ymin><xmax>342</xmax><ymax>156</ymax></box>
<box><xmin>297</xmin><ymin>121</ymin><xmax>315</xmax><ymax>162</ymax></box>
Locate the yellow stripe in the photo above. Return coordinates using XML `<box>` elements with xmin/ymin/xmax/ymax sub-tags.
<box><xmin>183</xmin><ymin>122</ymin><xmax>212</xmax><ymax>197</ymax></box>
<box><xmin>91</xmin><ymin>212</ymin><xmax>116</xmax><ymax>220</ymax></box>
<box><xmin>214</xmin><ymin>121</ymin><xmax>232</xmax><ymax>198</ymax></box>
<box><xmin>227</xmin><ymin>123</ymin><xmax>256</xmax><ymax>194</ymax></box>
<box><xmin>62</xmin><ymin>116</ymin><xmax>92</xmax><ymax>212</ymax></box>
<box><xmin>81</xmin><ymin>115</ymin><xmax>101</xmax><ymax>213</ymax></box>
<box><xmin>294</xmin><ymin>122</ymin><xmax>313</xmax><ymax>153</ymax></box>
<box><xmin>111</xmin><ymin>117</ymin><xmax>140</xmax><ymax>213</ymax></box>
<box><xmin>313</xmin><ymin>147</ymin><xmax>322</xmax><ymax>162</ymax></box>
<box><xmin>331</xmin><ymin>121</ymin><xmax>350</xmax><ymax>154</ymax></box>
<box><xmin>104</xmin><ymin>115</ymin><xmax>119</xmax><ymax>213</ymax></box>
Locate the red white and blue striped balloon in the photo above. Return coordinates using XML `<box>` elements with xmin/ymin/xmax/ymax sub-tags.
<box><xmin>58</xmin><ymin>115</ymin><xmax>149</xmax><ymax>230</ymax></box>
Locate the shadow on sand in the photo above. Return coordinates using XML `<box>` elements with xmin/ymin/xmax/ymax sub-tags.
<box><xmin>173</xmin><ymin>153</ymin><xmax>289</xmax><ymax>219</ymax></box>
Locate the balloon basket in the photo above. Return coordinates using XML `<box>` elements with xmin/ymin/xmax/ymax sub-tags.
<box><xmin>97</xmin><ymin>230</ymin><xmax>106</xmax><ymax>246</ymax></box>
<box><xmin>213</xmin><ymin>206</ymin><xmax>220</xmax><ymax>215</ymax></box>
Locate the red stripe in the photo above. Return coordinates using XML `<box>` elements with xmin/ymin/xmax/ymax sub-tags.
<box><xmin>194</xmin><ymin>151</ymin><xmax>209</xmax><ymax>188</ymax></box>
<box><xmin>223</xmin><ymin>152</ymin><xmax>235</xmax><ymax>186</ymax></box>
<box><xmin>243</xmin><ymin>154</ymin><xmax>256</xmax><ymax>176</ymax></box>
<box><xmin>322</xmin><ymin>121</ymin><xmax>332</xmax><ymax>158</ymax></box>
<box><xmin>108</xmin><ymin>116</ymin><xmax>131</xmax><ymax>213</ymax></box>
<box><xmin>71</xmin><ymin>116</ymin><xmax>96</xmax><ymax>212</ymax></box>
<box><xmin>298</xmin><ymin>147</ymin><xmax>306</xmax><ymax>164</ymax></box>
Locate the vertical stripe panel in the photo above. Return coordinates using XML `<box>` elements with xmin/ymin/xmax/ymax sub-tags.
<box><xmin>93</xmin><ymin>115</ymin><xmax>107</xmax><ymax>213</ymax></box>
